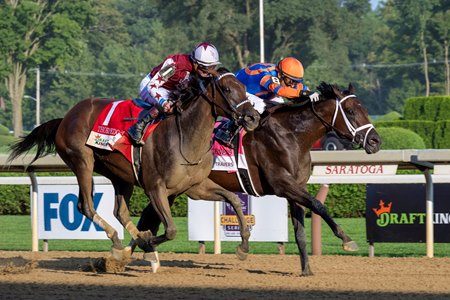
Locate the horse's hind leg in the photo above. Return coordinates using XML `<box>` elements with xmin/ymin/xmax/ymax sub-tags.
<box><xmin>68</xmin><ymin>155</ymin><xmax>124</xmax><ymax>251</ymax></box>
<box><xmin>289</xmin><ymin>201</ymin><xmax>313</xmax><ymax>276</ymax></box>
<box><xmin>305</xmin><ymin>192</ymin><xmax>358</xmax><ymax>252</ymax></box>
<box><xmin>186</xmin><ymin>179</ymin><xmax>250</xmax><ymax>260</ymax></box>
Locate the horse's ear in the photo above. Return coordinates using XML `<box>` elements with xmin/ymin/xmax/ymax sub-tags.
<box><xmin>208</xmin><ymin>69</ymin><xmax>219</xmax><ymax>78</ymax></box>
<box><xmin>331</xmin><ymin>85</ymin><xmax>343</xmax><ymax>98</ymax></box>
<box><xmin>348</xmin><ymin>83</ymin><xmax>356</xmax><ymax>94</ymax></box>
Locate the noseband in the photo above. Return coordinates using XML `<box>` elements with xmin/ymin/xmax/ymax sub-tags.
<box><xmin>313</xmin><ymin>95</ymin><xmax>375</xmax><ymax>148</ymax></box>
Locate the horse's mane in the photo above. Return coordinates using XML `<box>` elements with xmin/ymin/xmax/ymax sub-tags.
<box><xmin>170</xmin><ymin>67</ymin><xmax>232</xmax><ymax>105</ymax></box>
<box><xmin>259</xmin><ymin>82</ymin><xmax>347</xmax><ymax>123</ymax></box>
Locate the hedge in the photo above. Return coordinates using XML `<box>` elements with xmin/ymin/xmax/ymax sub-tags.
<box><xmin>434</xmin><ymin>120</ymin><xmax>450</xmax><ymax>149</ymax></box>
<box><xmin>0</xmin><ymin>124</ymin><xmax>10</xmax><ymax>136</ymax></box>
<box><xmin>374</xmin><ymin>111</ymin><xmax>402</xmax><ymax>122</ymax></box>
<box><xmin>375</xmin><ymin>120</ymin><xmax>435</xmax><ymax>148</ymax></box>
<box><xmin>0</xmin><ymin>172</ymin><xmax>188</xmax><ymax>217</ymax></box>
<box><xmin>376</xmin><ymin>127</ymin><xmax>426</xmax><ymax>150</ymax></box>
<box><xmin>404</xmin><ymin>96</ymin><xmax>450</xmax><ymax>121</ymax></box>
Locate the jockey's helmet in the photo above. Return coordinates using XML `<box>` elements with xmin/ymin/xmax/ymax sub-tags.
<box><xmin>277</xmin><ymin>57</ymin><xmax>304</xmax><ymax>82</ymax></box>
<box><xmin>191</xmin><ymin>42</ymin><xmax>221</xmax><ymax>67</ymax></box>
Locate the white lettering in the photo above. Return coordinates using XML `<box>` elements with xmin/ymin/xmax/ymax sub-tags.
<box><xmin>434</xmin><ymin>213</ymin><xmax>450</xmax><ymax>224</ymax></box>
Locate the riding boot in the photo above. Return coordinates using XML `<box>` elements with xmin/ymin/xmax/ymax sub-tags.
<box><xmin>128</xmin><ymin>108</ymin><xmax>158</xmax><ymax>146</ymax></box>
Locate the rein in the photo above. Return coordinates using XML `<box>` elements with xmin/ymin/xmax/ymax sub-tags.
<box><xmin>175</xmin><ymin>72</ymin><xmax>248</xmax><ymax>165</ymax></box>
<box><xmin>311</xmin><ymin>95</ymin><xmax>375</xmax><ymax>148</ymax></box>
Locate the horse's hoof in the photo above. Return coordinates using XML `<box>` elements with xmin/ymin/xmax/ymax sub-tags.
<box><xmin>235</xmin><ymin>246</ymin><xmax>248</xmax><ymax>261</ymax></box>
<box><xmin>343</xmin><ymin>241</ymin><xmax>359</xmax><ymax>252</ymax></box>
<box><xmin>143</xmin><ymin>251</ymin><xmax>160</xmax><ymax>273</ymax></box>
<box><xmin>110</xmin><ymin>246</ymin><xmax>125</xmax><ymax>261</ymax></box>
<box><xmin>300</xmin><ymin>268</ymin><xmax>314</xmax><ymax>277</ymax></box>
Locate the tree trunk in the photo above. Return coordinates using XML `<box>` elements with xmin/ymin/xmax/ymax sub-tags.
<box><xmin>6</xmin><ymin>61</ymin><xmax>27</xmax><ymax>137</ymax></box>
<box><xmin>420</xmin><ymin>31</ymin><xmax>430</xmax><ymax>97</ymax></box>
<box><xmin>445</xmin><ymin>40</ymin><xmax>449</xmax><ymax>96</ymax></box>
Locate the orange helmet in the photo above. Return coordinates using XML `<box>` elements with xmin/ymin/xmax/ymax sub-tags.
<box><xmin>277</xmin><ymin>57</ymin><xmax>304</xmax><ymax>82</ymax></box>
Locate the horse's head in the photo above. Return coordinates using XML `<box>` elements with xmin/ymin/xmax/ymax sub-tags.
<box><xmin>202</xmin><ymin>68</ymin><xmax>260</xmax><ymax>131</ymax></box>
<box><xmin>316</xmin><ymin>82</ymin><xmax>381</xmax><ymax>154</ymax></box>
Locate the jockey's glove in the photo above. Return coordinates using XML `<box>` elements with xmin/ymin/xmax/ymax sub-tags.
<box><xmin>300</xmin><ymin>90</ymin><xmax>320</xmax><ymax>102</ymax></box>
<box><xmin>309</xmin><ymin>92</ymin><xmax>320</xmax><ymax>102</ymax></box>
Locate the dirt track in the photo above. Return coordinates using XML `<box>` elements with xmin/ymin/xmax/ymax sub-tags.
<box><xmin>1</xmin><ymin>250</ymin><xmax>449</xmax><ymax>299</ymax></box>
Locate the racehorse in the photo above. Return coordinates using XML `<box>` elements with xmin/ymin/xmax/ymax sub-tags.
<box><xmin>133</xmin><ymin>82</ymin><xmax>381</xmax><ymax>276</ymax></box>
<box><xmin>8</xmin><ymin>68</ymin><xmax>260</xmax><ymax>264</ymax></box>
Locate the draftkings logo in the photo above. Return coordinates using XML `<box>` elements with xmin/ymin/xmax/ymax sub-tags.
<box><xmin>372</xmin><ymin>200</ymin><xmax>426</xmax><ymax>227</ymax></box>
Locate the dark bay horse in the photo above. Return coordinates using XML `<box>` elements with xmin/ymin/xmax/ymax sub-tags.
<box><xmin>134</xmin><ymin>82</ymin><xmax>381</xmax><ymax>276</ymax></box>
<box><xmin>8</xmin><ymin>68</ymin><xmax>260</xmax><ymax>265</ymax></box>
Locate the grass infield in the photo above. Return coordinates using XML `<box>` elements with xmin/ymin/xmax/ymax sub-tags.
<box><xmin>0</xmin><ymin>216</ymin><xmax>449</xmax><ymax>257</ymax></box>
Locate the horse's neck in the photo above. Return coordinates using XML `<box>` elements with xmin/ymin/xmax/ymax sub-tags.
<box><xmin>265</xmin><ymin>104</ymin><xmax>330</xmax><ymax>149</ymax></box>
<box><xmin>178</xmin><ymin>95</ymin><xmax>215</xmax><ymax>150</ymax></box>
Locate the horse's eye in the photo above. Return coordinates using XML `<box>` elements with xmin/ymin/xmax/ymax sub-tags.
<box><xmin>224</xmin><ymin>87</ymin><xmax>231</xmax><ymax>93</ymax></box>
<box><xmin>347</xmin><ymin>109</ymin><xmax>355</xmax><ymax>116</ymax></box>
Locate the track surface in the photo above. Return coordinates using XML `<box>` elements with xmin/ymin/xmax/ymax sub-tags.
<box><xmin>1</xmin><ymin>251</ymin><xmax>449</xmax><ymax>299</ymax></box>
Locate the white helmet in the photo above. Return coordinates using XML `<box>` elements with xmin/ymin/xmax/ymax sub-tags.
<box><xmin>191</xmin><ymin>42</ymin><xmax>221</xmax><ymax>67</ymax></box>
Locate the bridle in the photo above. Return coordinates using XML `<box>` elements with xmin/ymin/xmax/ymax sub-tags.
<box><xmin>311</xmin><ymin>94</ymin><xmax>375</xmax><ymax>149</ymax></box>
<box><xmin>175</xmin><ymin>72</ymin><xmax>251</xmax><ymax>165</ymax></box>
<box><xmin>198</xmin><ymin>72</ymin><xmax>251</xmax><ymax>124</ymax></box>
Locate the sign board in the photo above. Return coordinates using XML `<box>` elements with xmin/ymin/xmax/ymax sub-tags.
<box><xmin>366</xmin><ymin>184</ymin><xmax>450</xmax><ymax>243</ymax></box>
<box><xmin>37</xmin><ymin>184</ymin><xmax>124</xmax><ymax>239</ymax></box>
<box><xmin>188</xmin><ymin>193</ymin><xmax>288</xmax><ymax>242</ymax></box>
<box><xmin>313</xmin><ymin>164</ymin><xmax>398</xmax><ymax>176</ymax></box>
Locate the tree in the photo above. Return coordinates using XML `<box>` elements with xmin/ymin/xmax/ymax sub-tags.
<box><xmin>430</xmin><ymin>8</ymin><xmax>450</xmax><ymax>95</ymax></box>
<box><xmin>0</xmin><ymin>0</ymin><xmax>93</xmax><ymax>136</ymax></box>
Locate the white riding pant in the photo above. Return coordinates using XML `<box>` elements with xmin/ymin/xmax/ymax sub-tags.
<box><xmin>246</xmin><ymin>93</ymin><xmax>285</xmax><ymax>114</ymax></box>
<box><xmin>139</xmin><ymin>74</ymin><xmax>170</xmax><ymax>106</ymax></box>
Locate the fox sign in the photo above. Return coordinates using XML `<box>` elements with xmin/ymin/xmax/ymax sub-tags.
<box><xmin>37</xmin><ymin>185</ymin><xmax>123</xmax><ymax>240</ymax></box>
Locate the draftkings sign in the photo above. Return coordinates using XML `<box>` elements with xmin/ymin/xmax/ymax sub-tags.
<box><xmin>366</xmin><ymin>184</ymin><xmax>450</xmax><ymax>243</ymax></box>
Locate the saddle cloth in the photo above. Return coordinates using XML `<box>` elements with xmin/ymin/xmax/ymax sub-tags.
<box><xmin>212</xmin><ymin>119</ymin><xmax>259</xmax><ymax>196</ymax></box>
<box><xmin>211</xmin><ymin>119</ymin><xmax>249</xmax><ymax>172</ymax></box>
<box><xmin>86</xmin><ymin>99</ymin><xmax>159</xmax><ymax>162</ymax></box>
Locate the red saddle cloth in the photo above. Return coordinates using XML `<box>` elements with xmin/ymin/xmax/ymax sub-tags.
<box><xmin>86</xmin><ymin>99</ymin><xmax>159</xmax><ymax>162</ymax></box>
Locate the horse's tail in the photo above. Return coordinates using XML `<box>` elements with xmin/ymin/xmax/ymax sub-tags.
<box><xmin>7</xmin><ymin>118</ymin><xmax>63</xmax><ymax>165</ymax></box>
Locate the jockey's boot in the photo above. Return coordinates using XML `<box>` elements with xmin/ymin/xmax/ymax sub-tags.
<box><xmin>215</xmin><ymin>120</ymin><xmax>238</xmax><ymax>148</ymax></box>
<box><xmin>127</xmin><ymin>109</ymin><xmax>157</xmax><ymax>146</ymax></box>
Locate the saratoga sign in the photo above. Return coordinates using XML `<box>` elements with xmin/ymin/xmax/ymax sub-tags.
<box><xmin>313</xmin><ymin>164</ymin><xmax>398</xmax><ymax>176</ymax></box>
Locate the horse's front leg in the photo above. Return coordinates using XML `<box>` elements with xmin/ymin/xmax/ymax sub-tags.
<box><xmin>128</xmin><ymin>196</ymin><xmax>172</xmax><ymax>254</ymax></box>
<box><xmin>186</xmin><ymin>178</ymin><xmax>250</xmax><ymax>260</ymax></box>
<box><xmin>288</xmin><ymin>201</ymin><xmax>313</xmax><ymax>276</ymax></box>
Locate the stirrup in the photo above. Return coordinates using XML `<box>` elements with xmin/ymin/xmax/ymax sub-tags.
<box><xmin>215</xmin><ymin>129</ymin><xmax>235</xmax><ymax>148</ymax></box>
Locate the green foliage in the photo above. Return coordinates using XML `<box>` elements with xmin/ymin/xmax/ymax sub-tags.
<box><xmin>375</xmin><ymin>111</ymin><xmax>402</xmax><ymax>122</ymax></box>
<box><xmin>0</xmin><ymin>124</ymin><xmax>10</xmax><ymax>135</ymax></box>
<box><xmin>404</xmin><ymin>96</ymin><xmax>450</xmax><ymax>121</ymax></box>
<box><xmin>0</xmin><ymin>135</ymin><xmax>16</xmax><ymax>147</ymax></box>
<box><xmin>308</xmin><ymin>184</ymin><xmax>366</xmax><ymax>218</ymax></box>
<box><xmin>434</xmin><ymin>121</ymin><xmax>450</xmax><ymax>149</ymax></box>
<box><xmin>375</xmin><ymin>120</ymin><xmax>435</xmax><ymax>148</ymax></box>
<box><xmin>128</xmin><ymin>188</ymin><xmax>187</xmax><ymax>217</ymax></box>
<box><xmin>376</xmin><ymin>127</ymin><xmax>426</xmax><ymax>150</ymax></box>
<box><xmin>0</xmin><ymin>185</ymin><xmax>30</xmax><ymax>215</ymax></box>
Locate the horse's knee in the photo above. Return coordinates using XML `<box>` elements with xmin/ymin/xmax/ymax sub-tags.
<box><xmin>78</xmin><ymin>203</ymin><xmax>95</xmax><ymax>220</ymax></box>
<box><xmin>165</xmin><ymin>228</ymin><xmax>177</xmax><ymax>240</ymax></box>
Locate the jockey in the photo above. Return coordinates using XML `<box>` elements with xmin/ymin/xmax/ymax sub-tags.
<box><xmin>236</xmin><ymin>57</ymin><xmax>320</xmax><ymax>114</ymax></box>
<box><xmin>215</xmin><ymin>57</ymin><xmax>320</xmax><ymax>146</ymax></box>
<box><xmin>128</xmin><ymin>42</ymin><xmax>221</xmax><ymax>145</ymax></box>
